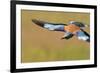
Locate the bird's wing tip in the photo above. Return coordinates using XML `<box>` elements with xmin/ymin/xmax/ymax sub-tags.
<box><xmin>32</xmin><ymin>19</ymin><xmax>38</xmax><ymax>22</ymax></box>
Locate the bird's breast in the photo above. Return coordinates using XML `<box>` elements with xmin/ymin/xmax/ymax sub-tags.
<box><xmin>64</xmin><ymin>24</ymin><xmax>80</xmax><ymax>33</ymax></box>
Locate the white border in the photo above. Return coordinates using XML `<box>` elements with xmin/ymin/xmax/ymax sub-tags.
<box><xmin>16</xmin><ymin>5</ymin><xmax>94</xmax><ymax>69</ymax></box>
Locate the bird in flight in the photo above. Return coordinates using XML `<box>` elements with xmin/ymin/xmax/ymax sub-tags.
<box><xmin>32</xmin><ymin>19</ymin><xmax>90</xmax><ymax>42</ymax></box>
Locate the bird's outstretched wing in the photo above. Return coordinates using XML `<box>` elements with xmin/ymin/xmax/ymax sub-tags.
<box><xmin>32</xmin><ymin>19</ymin><xmax>67</xmax><ymax>31</ymax></box>
<box><xmin>32</xmin><ymin>19</ymin><xmax>66</xmax><ymax>26</ymax></box>
<box><xmin>81</xmin><ymin>29</ymin><xmax>90</xmax><ymax>42</ymax></box>
<box><xmin>32</xmin><ymin>19</ymin><xmax>73</xmax><ymax>40</ymax></box>
<box><xmin>75</xmin><ymin>29</ymin><xmax>90</xmax><ymax>42</ymax></box>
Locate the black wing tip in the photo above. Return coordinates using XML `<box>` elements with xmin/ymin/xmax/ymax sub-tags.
<box><xmin>86</xmin><ymin>38</ymin><xmax>90</xmax><ymax>42</ymax></box>
<box><xmin>32</xmin><ymin>19</ymin><xmax>45</xmax><ymax>27</ymax></box>
<box><xmin>64</xmin><ymin>34</ymin><xmax>73</xmax><ymax>40</ymax></box>
<box><xmin>32</xmin><ymin>19</ymin><xmax>39</xmax><ymax>23</ymax></box>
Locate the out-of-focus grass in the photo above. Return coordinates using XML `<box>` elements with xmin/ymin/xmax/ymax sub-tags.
<box><xmin>22</xmin><ymin>46</ymin><xmax>90</xmax><ymax>63</ymax></box>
